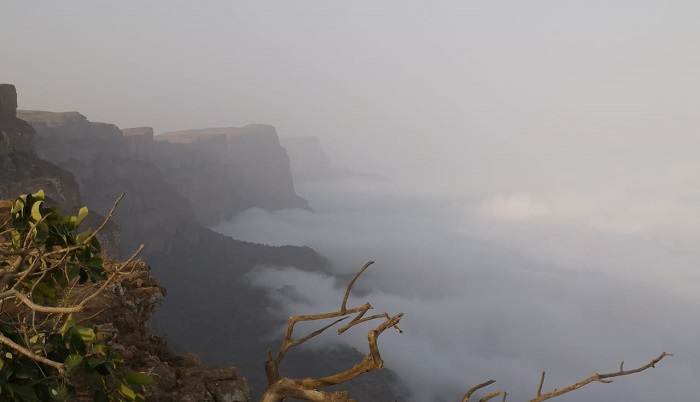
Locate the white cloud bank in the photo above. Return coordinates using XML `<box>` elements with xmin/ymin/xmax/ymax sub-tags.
<box><xmin>213</xmin><ymin>178</ymin><xmax>700</xmax><ymax>401</ymax></box>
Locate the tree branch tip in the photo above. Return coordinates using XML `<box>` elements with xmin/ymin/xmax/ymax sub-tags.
<box><xmin>537</xmin><ymin>371</ymin><xmax>545</xmax><ymax>396</ymax></box>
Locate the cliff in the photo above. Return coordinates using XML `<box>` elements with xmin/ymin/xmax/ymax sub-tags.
<box><xmin>0</xmin><ymin>85</ymin><xmax>250</xmax><ymax>400</ymax></box>
<box><xmin>157</xmin><ymin>125</ymin><xmax>310</xmax><ymax>222</ymax></box>
<box><xmin>57</xmin><ymin>257</ymin><xmax>250</xmax><ymax>402</ymax></box>
<box><xmin>17</xmin><ymin>112</ymin><xmax>309</xmax><ymax>227</ymax></box>
<box><xmin>281</xmin><ymin>136</ymin><xmax>389</xmax><ymax>183</ymax></box>
<box><xmin>280</xmin><ymin>136</ymin><xmax>353</xmax><ymax>183</ymax></box>
<box><xmin>0</xmin><ymin>85</ymin><xmax>81</xmax><ymax>212</ymax></box>
<box><xmin>8</xmin><ymin>86</ymin><xmax>405</xmax><ymax>401</ymax></box>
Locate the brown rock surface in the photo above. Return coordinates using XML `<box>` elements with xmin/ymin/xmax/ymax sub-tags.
<box><xmin>79</xmin><ymin>260</ymin><xmax>250</xmax><ymax>402</ymax></box>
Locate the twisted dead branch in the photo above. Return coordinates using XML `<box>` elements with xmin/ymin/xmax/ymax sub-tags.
<box><xmin>261</xmin><ymin>261</ymin><xmax>403</xmax><ymax>402</ymax></box>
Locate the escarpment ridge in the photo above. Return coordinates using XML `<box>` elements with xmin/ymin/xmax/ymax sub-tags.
<box><xmin>3</xmin><ymin>84</ymin><xmax>405</xmax><ymax>401</ymax></box>
<box><xmin>19</xmin><ymin>111</ymin><xmax>309</xmax><ymax>227</ymax></box>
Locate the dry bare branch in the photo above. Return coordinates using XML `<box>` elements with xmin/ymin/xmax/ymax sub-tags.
<box><xmin>341</xmin><ymin>260</ymin><xmax>373</xmax><ymax>312</ymax></box>
<box><xmin>0</xmin><ymin>244</ymin><xmax>144</xmax><ymax>314</ymax></box>
<box><xmin>261</xmin><ymin>261</ymin><xmax>403</xmax><ymax>402</ymax></box>
<box><xmin>0</xmin><ymin>327</ymin><xmax>66</xmax><ymax>376</ymax></box>
<box><xmin>462</xmin><ymin>352</ymin><xmax>670</xmax><ymax>402</ymax></box>
<box><xmin>462</xmin><ymin>379</ymin><xmax>496</xmax><ymax>402</ymax></box>
<box><xmin>530</xmin><ymin>352</ymin><xmax>671</xmax><ymax>401</ymax></box>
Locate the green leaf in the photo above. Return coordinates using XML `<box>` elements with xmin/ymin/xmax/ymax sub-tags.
<box><xmin>73</xmin><ymin>326</ymin><xmax>96</xmax><ymax>343</ymax></box>
<box><xmin>75</xmin><ymin>231</ymin><xmax>91</xmax><ymax>244</ymax></box>
<box><xmin>60</xmin><ymin>314</ymin><xmax>76</xmax><ymax>336</ymax></box>
<box><xmin>118</xmin><ymin>382</ymin><xmax>137</xmax><ymax>400</ymax></box>
<box><xmin>34</xmin><ymin>281</ymin><xmax>56</xmax><ymax>299</ymax></box>
<box><xmin>31</xmin><ymin>289</ymin><xmax>45</xmax><ymax>305</ymax></box>
<box><xmin>69</xmin><ymin>333</ymin><xmax>86</xmax><ymax>355</ymax></box>
<box><xmin>124</xmin><ymin>371</ymin><xmax>155</xmax><ymax>386</ymax></box>
<box><xmin>87</xmin><ymin>357</ymin><xmax>108</xmax><ymax>369</ymax></box>
<box><xmin>11</xmin><ymin>199</ymin><xmax>24</xmax><ymax>214</ymax></box>
<box><xmin>35</xmin><ymin>221</ymin><xmax>49</xmax><ymax>243</ymax></box>
<box><xmin>32</xmin><ymin>189</ymin><xmax>45</xmax><ymax>201</ymax></box>
<box><xmin>64</xmin><ymin>354</ymin><xmax>83</xmax><ymax>371</ymax></box>
<box><xmin>65</xmin><ymin>265</ymin><xmax>80</xmax><ymax>282</ymax></box>
<box><xmin>11</xmin><ymin>230</ymin><xmax>21</xmax><ymax>249</ymax></box>
<box><xmin>75</xmin><ymin>206</ymin><xmax>89</xmax><ymax>226</ymax></box>
<box><xmin>87</xmin><ymin>266</ymin><xmax>107</xmax><ymax>283</ymax></box>
<box><xmin>78</xmin><ymin>269</ymin><xmax>88</xmax><ymax>284</ymax></box>
<box><xmin>8</xmin><ymin>384</ymin><xmax>37</xmax><ymax>401</ymax></box>
<box><xmin>30</xmin><ymin>200</ymin><xmax>44</xmax><ymax>221</ymax></box>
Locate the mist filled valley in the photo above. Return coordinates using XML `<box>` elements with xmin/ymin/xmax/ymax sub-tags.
<box><xmin>3</xmin><ymin>2</ymin><xmax>700</xmax><ymax>401</ymax></box>
<box><xmin>217</xmin><ymin>170</ymin><xmax>698</xmax><ymax>401</ymax></box>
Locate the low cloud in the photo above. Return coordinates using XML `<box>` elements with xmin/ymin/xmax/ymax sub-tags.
<box><xmin>214</xmin><ymin>178</ymin><xmax>699</xmax><ymax>401</ymax></box>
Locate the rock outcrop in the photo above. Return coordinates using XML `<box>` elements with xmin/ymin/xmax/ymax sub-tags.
<box><xmin>84</xmin><ymin>260</ymin><xmax>250</xmax><ymax>402</ymax></box>
<box><xmin>0</xmin><ymin>84</ymin><xmax>81</xmax><ymax>212</ymax></box>
<box><xmin>156</xmin><ymin>125</ymin><xmax>310</xmax><ymax>224</ymax></box>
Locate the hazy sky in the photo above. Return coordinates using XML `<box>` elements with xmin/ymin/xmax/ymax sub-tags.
<box><xmin>3</xmin><ymin>1</ymin><xmax>700</xmax><ymax>185</ymax></box>
<box><xmin>4</xmin><ymin>4</ymin><xmax>700</xmax><ymax>399</ymax></box>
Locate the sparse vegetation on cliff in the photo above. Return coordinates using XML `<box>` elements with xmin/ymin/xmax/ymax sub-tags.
<box><xmin>0</xmin><ymin>190</ymin><xmax>152</xmax><ymax>401</ymax></box>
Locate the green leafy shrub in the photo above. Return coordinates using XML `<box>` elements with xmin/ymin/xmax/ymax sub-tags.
<box><xmin>0</xmin><ymin>190</ymin><xmax>152</xmax><ymax>401</ymax></box>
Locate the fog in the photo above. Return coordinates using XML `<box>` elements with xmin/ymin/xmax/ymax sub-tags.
<box><xmin>5</xmin><ymin>1</ymin><xmax>700</xmax><ymax>183</ymax></box>
<box><xmin>4</xmin><ymin>1</ymin><xmax>700</xmax><ymax>400</ymax></box>
<box><xmin>215</xmin><ymin>178</ymin><xmax>698</xmax><ymax>401</ymax></box>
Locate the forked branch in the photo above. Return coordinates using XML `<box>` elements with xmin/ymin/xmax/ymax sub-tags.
<box><xmin>462</xmin><ymin>352</ymin><xmax>671</xmax><ymax>402</ymax></box>
<box><xmin>261</xmin><ymin>261</ymin><xmax>403</xmax><ymax>402</ymax></box>
<box><xmin>530</xmin><ymin>352</ymin><xmax>671</xmax><ymax>401</ymax></box>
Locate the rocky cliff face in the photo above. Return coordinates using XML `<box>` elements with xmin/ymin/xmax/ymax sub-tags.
<box><xmin>0</xmin><ymin>84</ymin><xmax>81</xmax><ymax>212</ymax></box>
<box><xmin>157</xmin><ymin>125</ymin><xmax>310</xmax><ymax>223</ymax></box>
<box><xmin>18</xmin><ymin>111</ymin><xmax>309</xmax><ymax>227</ymax></box>
<box><xmin>70</xmin><ymin>259</ymin><xmax>251</xmax><ymax>402</ymax></box>
<box><xmin>0</xmin><ymin>87</ymin><xmax>250</xmax><ymax>400</ymax></box>
<box><xmin>9</xmin><ymin>87</ymin><xmax>406</xmax><ymax>402</ymax></box>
